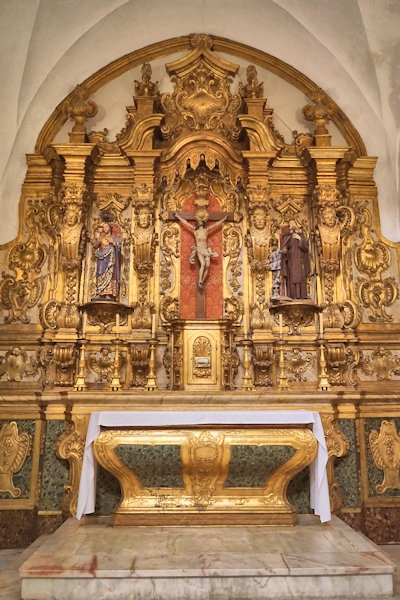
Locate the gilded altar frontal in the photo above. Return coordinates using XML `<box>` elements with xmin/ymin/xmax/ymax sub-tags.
<box><xmin>1</xmin><ymin>33</ymin><xmax>400</xmax><ymax>546</ymax></box>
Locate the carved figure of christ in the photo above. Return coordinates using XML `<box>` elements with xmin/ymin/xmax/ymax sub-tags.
<box><xmin>171</xmin><ymin>209</ymin><xmax>233</xmax><ymax>318</ymax></box>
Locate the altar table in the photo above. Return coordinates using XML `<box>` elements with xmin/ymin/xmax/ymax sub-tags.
<box><xmin>76</xmin><ymin>410</ymin><xmax>331</xmax><ymax>524</ymax></box>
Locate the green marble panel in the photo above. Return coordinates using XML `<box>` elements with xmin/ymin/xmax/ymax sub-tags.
<box><xmin>225</xmin><ymin>445</ymin><xmax>296</xmax><ymax>487</ymax></box>
<box><xmin>96</xmin><ymin>466</ymin><xmax>121</xmax><ymax>515</ymax></box>
<box><xmin>38</xmin><ymin>420</ymin><xmax>69</xmax><ymax>511</ymax></box>
<box><xmin>364</xmin><ymin>417</ymin><xmax>400</xmax><ymax>498</ymax></box>
<box><xmin>115</xmin><ymin>445</ymin><xmax>184</xmax><ymax>488</ymax></box>
<box><xmin>95</xmin><ymin>445</ymin><xmax>183</xmax><ymax>515</ymax></box>
<box><xmin>336</xmin><ymin>419</ymin><xmax>359</xmax><ymax>507</ymax></box>
<box><xmin>0</xmin><ymin>420</ymin><xmax>35</xmax><ymax>500</ymax></box>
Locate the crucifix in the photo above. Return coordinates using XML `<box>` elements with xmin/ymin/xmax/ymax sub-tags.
<box><xmin>170</xmin><ymin>207</ymin><xmax>234</xmax><ymax>318</ymax></box>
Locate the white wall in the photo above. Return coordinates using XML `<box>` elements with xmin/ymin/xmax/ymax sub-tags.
<box><xmin>0</xmin><ymin>0</ymin><xmax>399</xmax><ymax>244</ymax></box>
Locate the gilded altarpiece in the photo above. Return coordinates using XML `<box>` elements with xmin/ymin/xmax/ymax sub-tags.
<box><xmin>0</xmin><ymin>33</ymin><xmax>400</xmax><ymax>544</ymax></box>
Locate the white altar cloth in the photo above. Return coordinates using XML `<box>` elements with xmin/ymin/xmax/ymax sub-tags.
<box><xmin>76</xmin><ymin>410</ymin><xmax>331</xmax><ymax>522</ymax></box>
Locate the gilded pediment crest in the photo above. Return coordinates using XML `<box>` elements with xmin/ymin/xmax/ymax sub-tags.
<box><xmin>160</xmin><ymin>34</ymin><xmax>242</xmax><ymax>142</ymax></box>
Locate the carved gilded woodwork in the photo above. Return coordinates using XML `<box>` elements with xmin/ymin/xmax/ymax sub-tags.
<box><xmin>302</xmin><ymin>88</ymin><xmax>335</xmax><ymax>146</ymax></box>
<box><xmin>0</xmin><ymin>33</ymin><xmax>398</xmax><ymax>398</ymax></box>
<box><xmin>55</xmin><ymin>416</ymin><xmax>88</xmax><ymax>516</ymax></box>
<box><xmin>320</xmin><ymin>414</ymin><xmax>350</xmax><ymax>512</ymax></box>
<box><xmin>0</xmin><ymin>347</ymin><xmax>38</xmax><ymax>382</ymax></box>
<box><xmin>283</xmin><ymin>347</ymin><xmax>315</xmax><ymax>383</ymax></box>
<box><xmin>1</xmin><ymin>33</ymin><xmax>400</xmax><ymax>534</ymax></box>
<box><xmin>370</xmin><ymin>421</ymin><xmax>400</xmax><ymax>494</ymax></box>
<box><xmin>93</xmin><ymin>425</ymin><xmax>317</xmax><ymax>526</ymax></box>
<box><xmin>361</xmin><ymin>347</ymin><xmax>400</xmax><ymax>381</ymax></box>
<box><xmin>63</xmin><ymin>84</ymin><xmax>98</xmax><ymax>144</ymax></box>
<box><xmin>129</xmin><ymin>344</ymin><xmax>150</xmax><ymax>387</ymax></box>
<box><xmin>325</xmin><ymin>343</ymin><xmax>360</xmax><ymax>387</ymax></box>
<box><xmin>0</xmin><ymin>422</ymin><xmax>31</xmax><ymax>498</ymax></box>
<box><xmin>253</xmin><ymin>344</ymin><xmax>273</xmax><ymax>387</ymax></box>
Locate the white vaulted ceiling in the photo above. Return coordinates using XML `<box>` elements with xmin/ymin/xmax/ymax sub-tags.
<box><xmin>0</xmin><ymin>0</ymin><xmax>399</xmax><ymax>243</ymax></box>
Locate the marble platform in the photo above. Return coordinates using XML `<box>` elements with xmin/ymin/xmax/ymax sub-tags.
<box><xmin>19</xmin><ymin>515</ymin><xmax>395</xmax><ymax>600</ymax></box>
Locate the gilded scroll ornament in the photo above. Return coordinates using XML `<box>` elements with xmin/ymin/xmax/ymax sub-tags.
<box><xmin>357</xmin><ymin>277</ymin><xmax>398</xmax><ymax>322</ymax></box>
<box><xmin>0</xmin><ymin>421</ymin><xmax>31</xmax><ymax>498</ymax></box>
<box><xmin>52</xmin><ymin>344</ymin><xmax>76</xmax><ymax>386</ymax></box>
<box><xmin>361</xmin><ymin>347</ymin><xmax>400</xmax><ymax>381</ymax></box>
<box><xmin>55</xmin><ymin>417</ymin><xmax>87</xmax><ymax>516</ymax></box>
<box><xmin>354</xmin><ymin>214</ymin><xmax>398</xmax><ymax>321</ymax></box>
<box><xmin>325</xmin><ymin>344</ymin><xmax>360</xmax><ymax>386</ymax></box>
<box><xmin>283</xmin><ymin>347</ymin><xmax>315</xmax><ymax>383</ymax></box>
<box><xmin>0</xmin><ymin>347</ymin><xmax>38</xmax><ymax>382</ymax></box>
<box><xmin>130</xmin><ymin>344</ymin><xmax>150</xmax><ymax>387</ymax></box>
<box><xmin>370</xmin><ymin>420</ymin><xmax>400</xmax><ymax>493</ymax></box>
<box><xmin>86</xmin><ymin>347</ymin><xmax>125</xmax><ymax>383</ymax></box>
<box><xmin>223</xmin><ymin>225</ymin><xmax>242</xmax><ymax>294</ymax></box>
<box><xmin>0</xmin><ymin>197</ymin><xmax>48</xmax><ymax>323</ymax></box>
<box><xmin>183</xmin><ymin>430</ymin><xmax>226</xmax><ymax>507</ymax></box>
<box><xmin>160</xmin><ymin>35</ymin><xmax>241</xmax><ymax>141</ymax></box>
<box><xmin>321</xmin><ymin>414</ymin><xmax>350</xmax><ymax>512</ymax></box>
<box><xmin>253</xmin><ymin>345</ymin><xmax>273</xmax><ymax>387</ymax></box>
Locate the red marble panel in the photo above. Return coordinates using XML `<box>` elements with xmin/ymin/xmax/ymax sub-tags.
<box><xmin>179</xmin><ymin>195</ymin><xmax>223</xmax><ymax>319</ymax></box>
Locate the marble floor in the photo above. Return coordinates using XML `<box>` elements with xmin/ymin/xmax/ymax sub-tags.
<box><xmin>1</xmin><ymin>516</ymin><xmax>400</xmax><ymax>599</ymax></box>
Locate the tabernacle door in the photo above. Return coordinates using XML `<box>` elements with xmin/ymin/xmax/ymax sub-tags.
<box><xmin>168</xmin><ymin>319</ymin><xmax>237</xmax><ymax>391</ymax></box>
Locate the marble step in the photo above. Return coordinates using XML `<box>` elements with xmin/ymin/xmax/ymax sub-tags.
<box><xmin>19</xmin><ymin>515</ymin><xmax>395</xmax><ymax>600</ymax></box>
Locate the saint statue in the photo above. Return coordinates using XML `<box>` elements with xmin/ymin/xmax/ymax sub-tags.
<box><xmin>60</xmin><ymin>207</ymin><xmax>84</xmax><ymax>264</ymax></box>
<box><xmin>133</xmin><ymin>205</ymin><xmax>154</xmax><ymax>263</ymax></box>
<box><xmin>175</xmin><ymin>212</ymin><xmax>227</xmax><ymax>288</ymax></box>
<box><xmin>90</xmin><ymin>213</ymin><xmax>122</xmax><ymax>300</ymax></box>
<box><xmin>317</xmin><ymin>206</ymin><xmax>341</xmax><ymax>270</ymax></box>
<box><xmin>280</xmin><ymin>219</ymin><xmax>310</xmax><ymax>299</ymax></box>
<box><xmin>248</xmin><ymin>206</ymin><xmax>269</xmax><ymax>269</ymax></box>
